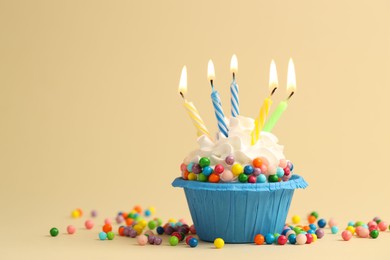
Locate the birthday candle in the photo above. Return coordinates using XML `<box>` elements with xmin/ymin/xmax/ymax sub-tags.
<box><xmin>263</xmin><ymin>58</ymin><xmax>296</xmax><ymax>132</ymax></box>
<box><xmin>178</xmin><ymin>66</ymin><xmax>211</xmax><ymax>138</ymax></box>
<box><xmin>208</xmin><ymin>60</ymin><xmax>229</xmax><ymax>138</ymax></box>
<box><xmin>230</xmin><ymin>54</ymin><xmax>239</xmax><ymax>117</ymax></box>
<box><xmin>251</xmin><ymin>60</ymin><xmax>278</xmax><ymax>144</ymax></box>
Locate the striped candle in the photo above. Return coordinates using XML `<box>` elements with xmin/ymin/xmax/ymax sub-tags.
<box><xmin>230</xmin><ymin>54</ymin><xmax>239</xmax><ymax>117</ymax></box>
<box><xmin>251</xmin><ymin>60</ymin><xmax>278</xmax><ymax>144</ymax></box>
<box><xmin>183</xmin><ymin>99</ymin><xmax>211</xmax><ymax>138</ymax></box>
<box><xmin>178</xmin><ymin>66</ymin><xmax>211</xmax><ymax>138</ymax></box>
<box><xmin>208</xmin><ymin>60</ymin><xmax>229</xmax><ymax>137</ymax></box>
<box><xmin>211</xmin><ymin>89</ymin><xmax>229</xmax><ymax>137</ymax></box>
<box><xmin>263</xmin><ymin>58</ymin><xmax>296</xmax><ymax>132</ymax></box>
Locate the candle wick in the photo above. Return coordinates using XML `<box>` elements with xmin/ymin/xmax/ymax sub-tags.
<box><xmin>232</xmin><ymin>72</ymin><xmax>236</xmax><ymax>81</ymax></box>
<box><xmin>180</xmin><ymin>92</ymin><xmax>185</xmax><ymax>99</ymax></box>
<box><xmin>287</xmin><ymin>91</ymin><xmax>294</xmax><ymax>101</ymax></box>
<box><xmin>270</xmin><ymin>87</ymin><xmax>277</xmax><ymax>96</ymax></box>
<box><xmin>210</xmin><ymin>80</ymin><xmax>214</xmax><ymax>90</ymax></box>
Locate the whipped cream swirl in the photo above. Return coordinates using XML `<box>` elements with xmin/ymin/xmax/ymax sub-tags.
<box><xmin>183</xmin><ymin>116</ymin><xmax>286</xmax><ymax>182</ymax></box>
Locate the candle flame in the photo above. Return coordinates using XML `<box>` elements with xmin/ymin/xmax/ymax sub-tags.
<box><xmin>269</xmin><ymin>59</ymin><xmax>278</xmax><ymax>92</ymax></box>
<box><xmin>287</xmin><ymin>58</ymin><xmax>296</xmax><ymax>94</ymax></box>
<box><xmin>178</xmin><ymin>66</ymin><xmax>187</xmax><ymax>96</ymax></box>
<box><xmin>230</xmin><ymin>54</ymin><xmax>238</xmax><ymax>73</ymax></box>
<box><xmin>207</xmin><ymin>59</ymin><xmax>215</xmax><ymax>81</ymax></box>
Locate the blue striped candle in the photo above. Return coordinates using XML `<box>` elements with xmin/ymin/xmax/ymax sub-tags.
<box><xmin>230</xmin><ymin>55</ymin><xmax>239</xmax><ymax>117</ymax></box>
<box><xmin>230</xmin><ymin>76</ymin><xmax>239</xmax><ymax>117</ymax></box>
<box><xmin>211</xmin><ymin>86</ymin><xmax>229</xmax><ymax>137</ymax></box>
<box><xmin>208</xmin><ymin>59</ymin><xmax>229</xmax><ymax>137</ymax></box>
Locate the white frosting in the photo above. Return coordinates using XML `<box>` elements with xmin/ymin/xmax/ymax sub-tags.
<box><xmin>184</xmin><ymin>116</ymin><xmax>286</xmax><ymax>181</ymax></box>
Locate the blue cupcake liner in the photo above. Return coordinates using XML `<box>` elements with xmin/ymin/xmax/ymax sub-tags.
<box><xmin>172</xmin><ymin>175</ymin><xmax>308</xmax><ymax>243</ymax></box>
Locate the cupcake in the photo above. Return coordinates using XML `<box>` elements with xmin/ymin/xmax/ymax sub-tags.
<box><xmin>172</xmin><ymin>116</ymin><xmax>307</xmax><ymax>243</ymax></box>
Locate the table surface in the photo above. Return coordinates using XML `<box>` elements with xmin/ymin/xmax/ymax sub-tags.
<box><xmin>3</xmin><ymin>194</ymin><xmax>389</xmax><ymax>260</ymax></box>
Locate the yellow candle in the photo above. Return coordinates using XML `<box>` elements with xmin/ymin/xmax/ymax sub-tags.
<box><xmin>178</xmin><ymin>66</ymin><xmax>211</xmax><ymax>138</ymax></box>
<box><xmin>251</xmin><ymin>60</ymin><xmax>278</xmax><ymax>144</ymax></box>
<box><xmin>251</xmin><ymin>98</ymin><xmax>272</xmax><ymax>144</ymax></box>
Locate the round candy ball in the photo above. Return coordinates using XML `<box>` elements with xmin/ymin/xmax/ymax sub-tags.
<box><xmin>265</xmin><ymin>233</ymin><xmax>275</xmax><ymax>244</ymax></box>
<box><xmin>103</xmin><ymin>224</ymin><xmax>112</xmax><ymax>233</ymax></box>
<box><xmin>238</xmin><ymin>173</ymin><xmax>248</xmax><ymax>183</ymax></box>
<box><xmin>198</xmin><ymin>173</ymin><xmax>208</xmax><ymax>182</ymax></box>
<box><xmin>148</xmin><ymin>235</ymin><xmax>156</xmax><ymax>244</ymax></box>
<box><xmin>129</xmin><ymin>229</ymin><xmax>137</xmax><ymax>238</ymax></box>
<box><xmin>306</xmin><ymin>234</ymin><xmax>313</xmax><ymax>244</ymax></box>
<box><xmin>328</xmin><ymin>218</ymin><xmax>337</xmax><ymax>228</ymax></box>
<box><xmin>253</xmin><ymin>157</ymin><xmax>263</xmax><ymax>168</ymax></box>
<box><xmin>225</xmin><ymin>155</ymin><xmax>235</xmax><ymax>165</ymax></box>
<box><xmin>99</xmin><ymin>231</ymin><xmax>107</xmax><ymax>240</ymax></box>
<box><xmin>190</xmin><ymin>163</ymin><xmax>201</xmax><ymax>174</ymax></box>
<box><xmin>208</xmin><ymin>173</ymin><xmax>220</xmax><ymax>183</ymax></box>
<box><xmin>378</xmin><ymin>221</ymin><xmax>388</xmax><ymax>231</ymax></box>
<box><xmin>156</xmin><ymin>226</ymin><xmax>164</xmax><ymax>235</ymax></box>
<box><xmin>296</xmin><ymin>234</ymin><xmax>307</xmax><ymax>245</ymax></box>
<box><xmin>254</xmin><ymin>234</ymin><xmax>265</xmax><ymax>245</ymax></box>
<box><xmin>199</xmin><ymin>157</ymin><xmax>210</xmax><ymax>168</ymax></box>
<box><xmin>85</xmin><ymin>220</ymin><xmax>94</xmax><ymax>230</ymax></box>
<box><xmin>148</xmin><ymin>220</ymin><xmax>156</xmax><ymax>230</ymax></box>
<box><xmin>370</xmin><ymin>230</ymin><xmax>379</xmax><ymax>239</ymax></box>
<box><xmin>317</xmin><ymin>219</ymin><xmax>326</xmax><ymax>228</ymax></box>
<box><xmin>331</xmin><ymin>226</ymin><xmax>339</xmax><ymax>234</ymax></box>
<box><xmin>169</xmin><ymin>235</ymin><xmax>179</xmax><ymax>246</ymax></box>
<box><xmin>186</xmin><ymin>163</ymin><xmax>195</xmax><ymax>173</ymax></box>
<box><xmin>221</xmin><ymin>169</ymin><xmax>234</xmax><ymax>182</ymax></box>
<box><xmin>288</xmin><ymin>234</ymin><xmax>297</xmax><ymax>244</ymax></box>
<box><xmin>308</xmin><ymin>215</ymin><xmax>316</xmax><ymax>224</ymax></box>
<box><xmin>260</xmin><ymin>164</ymin><xmax>268</xmax><ymax>174</ymax></box>
<box><xmin>346</xmin><ymin>226</ymin><xmax>355</xmax><ymax>235</ymax></box>
<box><xmin>214</xmin><ymin>238</ymin><xmax>224</xmax><ymax>249</ymax></box>
<box><xmin>310</xmin><ymin>211</ymin><xmax>319</xmax><ymax>219</ymax></box>
<box><xmin>359</xmin><ymin>228</ymin><xmax>369</xmax><ymax>238</ymax></box>
<box><xmin>257</xmin><ymin>174</ymin><xmax>267</xmax><ymax>183</ymax></box>
<box><xmin>71</xmin><ymin>210</ymin><xmax>80</xmax><ymax>218</ymax></box>
<box><xmin>116</xmin><ymin>215</ymin><xmax>124</xmax><ymax>224</ymax></box>
<box><xmin>104</xmin><ymin>218</ymin><xmax>112</xmax><ymax>225</ymax></box>
<box><xmin>273</xmin><ymin>233</ymin><xmax>280</xmax><ymax>244</ymax></box>
<box><xmin>244</xmin><ymin>165</ymin><xmax>254</xmax><ymax>175</ymax></box>
<box><xmin>268</xmin><ymin>174</ymin><xmax>278</xmax><ymax>183</ymax></box>
<box><xmin>279</xmin><ymin>159</ymin><xmax>287</xmax><ymax>168</ymax></box>
<box><xmin>276</xmin><ymin>167</ymin><xmax>284</xmax><ymax>178</ymax></box>
<box><xmin>137</xmin><ymin>235</ymin><xmax>148</xmax><ymax>246</ymax></box>
<box><xmin>188</xmin><ymin>173</ymin><xmax>197</xmax><ymax>181</ymax></box>
<box><xmin>309</xmin><ymin>224</ymin><xmax>317</xmax><ymax>230</ymax></box>
<box><xmin>292</xmin><ymin>215</ymin><xmax>301</xmax><ymax>224</ymax></box>
<box><xmin>232</xmin><ymin>163</ymin><xmax>244</xmax><ymax>176</ymax></box>
<box><xmin>277</xmin><ymin>235</ymin><xmax>287</xmax><ymax>245</ymax></box>
<box><xmin>214</xmin><ymin>164</ymin><xmax>224</xmax><ymax>174</ymax></box>
<box><xmin>248</xmin><ymin>175</ymin><xmax>257</xmax><ymax>183</ymax></box>
<box><xmin>189</xmin><ymin>225</ymin><xmax>196</xmax><ymax>234</ymax></box>
<box><xmin>154</xmin><ymin>237</ymin><xmax>162</xmax><ymax>245</ymax></box>
<box><xmin>315</xmin><ymin>229</ymin><xmax>325</xmax><ymax>239</ymax></box>
<box><xmin>253</xmin><ymin>167</ymin><xmax>261</xmax><ymax>176</ymax></box>
<box><xmin>107</xmin><ymin>231</ymin><xmax>115</xmax><ymax>240</ymax></box>
<box><xmin>50</xmin><ymin>227</ymin><xmax>59</xmax><ymax>237</ymax></box>
<box><xmin>67</xmin><ymin>225</ymin><xmax>76</xmax><ymax>235</ymax></box>
<box><xmin>91</xmin><ymin>210</ymin><xmax>98</xmax><ymax>218</ymax></box>
<box><xmin>355</xmin><ymin>221</ymin><xmax>364</xmax><ymax>227</ymax></box>
<box><xmin>185</xmin><ymin>236</ymin><xmax>194</xmax><ymax>245</ymax></box>
<box><xmin>341</xmin><ymin>230</ymin><xmax>352</xmax><ymax>241</ymax></box>
<box><xmin>189</xmin><ymin>237</ymin><xmax>198</xmax><ymax>247</ymax></box>
<box><xmin>202</xmin><ymin>166</ymin><xmax>213</xmax><ymax>176</ymax></box>
<box><xmin>118</xmin><ymin>226</ymin><xmax>125</xmax><ymax>236</ymax></box>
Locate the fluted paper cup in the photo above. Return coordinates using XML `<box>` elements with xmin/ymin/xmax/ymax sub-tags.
<box><xmin>172</xmin><ymin>174</ymin><xmax>307</xmax><ymax>243</ymax></box>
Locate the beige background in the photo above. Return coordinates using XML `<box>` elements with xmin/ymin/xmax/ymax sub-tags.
<box><xmin>1</xmin><ymin>0</ymin><xmax>390</xmax><ymax>259</ymax></box>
